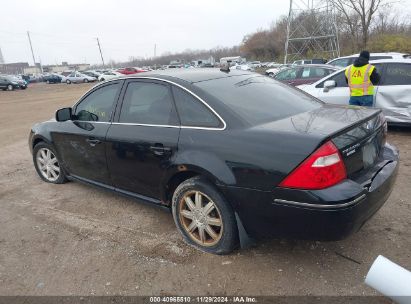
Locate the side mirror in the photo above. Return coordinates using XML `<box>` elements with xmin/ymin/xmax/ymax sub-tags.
<box><xmin>323</xmin><ymin>80</ymin><xmax>336</xmax><ymax>92</ymax></box>
<box><xmin>56</xmin><ymin>107</ymin><xmax>72</xmax><ymax>122</ymax></box>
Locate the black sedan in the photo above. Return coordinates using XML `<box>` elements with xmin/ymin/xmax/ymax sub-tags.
<box><xmin>29</xmin><ymin>69</ymin><xmax>399</xmax><ymax>254</ymax></box>
<box><xmin>44</xmin><ymin>74</ymin><xmax>62</xmax><ymax>84</ymax></box>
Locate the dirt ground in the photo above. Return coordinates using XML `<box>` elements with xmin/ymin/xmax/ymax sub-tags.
<box><xmin>0</xmin><ymin>83</ymin><xmax>410</xmax><ymax>296</ymax></box>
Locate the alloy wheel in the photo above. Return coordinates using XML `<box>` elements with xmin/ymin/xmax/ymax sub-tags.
<box><xmin>36</xmin><ymin>148</ymin><xmax>60</xmax><ymax>182</ymax></box>
<box><xmin>178</xmin><ymin>190</ymin><xmax>223</xmax><ymax>247</ymax></box>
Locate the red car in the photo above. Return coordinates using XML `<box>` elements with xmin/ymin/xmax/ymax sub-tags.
<box><xmin>272</xmin><ymin>64</ymin><xmax>338</xmax><ymax>86</ymax></box>
<box><xmin>117</xmin><ymin>67</ymin><xmax>147</xmax><ymax>75</ymax></box>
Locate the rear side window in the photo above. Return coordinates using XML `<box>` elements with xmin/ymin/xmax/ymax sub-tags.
<box><xmin>329</xmin><ymin>58</ymin><xmax>351</xmax><ymax>67</ymax></box>
<box><xmin>196</xmin><ymin>76</ymin><xmax>322</xmax><ymax>125</ymax></box>
<box><xmin>383</xmin><ymin>63</ymin><xmax>411</xmax><ymax>85</ymax></box>
<box><xmin>119</xmin><ymin>81</ymin><xmax>178</xmax><ymax>125</ymax></box>
<box><xmin>172</xmin><ymin>86</ymin><xmax>221</xmax><ymax>128</ymax></box>
<box><xmin>275</xmin><ymin>68</ymin><xmax>298</xmax><ymax>80</ymax></box>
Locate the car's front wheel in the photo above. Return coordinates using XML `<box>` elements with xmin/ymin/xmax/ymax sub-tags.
<box><xmin>7</xmin><ymin>84</ymin><xmax>14</xmax><ymax>91</ymax></box>
<box><xmin>84</xmin><ymin>78</ymin><xmax>89</xmax><ymax>83</ymax></box>
<box><xmin>33</xmin><ymin>142</ymin><xmax>67</xmax><ymax>184</ymax></box>
<box><xmin>66</xmin><ymin>80</ymin><xmax>71</xmax><ymax>84</ymax></box>
<box><xmin>172</xmin><ymin>176</ymin><xmax>238</xmax><ymax>254</ymax></box>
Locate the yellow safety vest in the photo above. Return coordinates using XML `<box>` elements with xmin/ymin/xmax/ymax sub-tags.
<box><xmin>345</xmin><ymin>64</ymin><xmax>375</xmax><ymax>96</ymax></box>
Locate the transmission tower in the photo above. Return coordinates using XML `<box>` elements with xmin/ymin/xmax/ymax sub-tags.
<box><xmin>284</xmin><ymin>0</ymin><xmax>340</xmax><ymax>63</ymax></box>
<box><xmin>0</xmin><ymin>47</ymin><xmax>4</xmax><ymax>64</ymax></box>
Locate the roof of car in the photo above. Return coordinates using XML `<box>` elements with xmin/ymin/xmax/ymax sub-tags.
<box><xmin>133</xmin><ymin>68</ymin><xmax>254</xmax><ymax>83</ymax></box>
<box><xmin>330</xmin><ymin>52</ymin><xmax>410</xmax><ymax>60</ymax></box>
<box><xmin>289</xmin><ymin>64</ymin><xmax>337</xmax><ymax>69</ymax></box>
<box><xmin>370</xmin><ymin>58</ymin><xmax>411</xmax><ymax>64</ymax></box>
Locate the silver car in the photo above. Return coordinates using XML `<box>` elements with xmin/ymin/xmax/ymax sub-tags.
<box><xmin>298</xmin><ymin>59</ymin><xmax>411</xmax><ymax>125</ymax></box>
<box><xmin>66</xmin><ymin>72</ymin><xmax>96</xmax><ymax>84</ymax></box>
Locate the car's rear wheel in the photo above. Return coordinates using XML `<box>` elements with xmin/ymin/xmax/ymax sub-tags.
<box><xmin>33</xmin><ymin>142</ymin><xmax>67</xmax><ymax>184</ymax></box>
<box><xmin>7</xmin><ymin>84</ymin><xmax>13</xmax><ymax>91</ymax></box>
<box><xmin>46</xmin><ymin>80</ymin><xmax>50</xmax><ymax>84</ymax></box>
<box><xmin>84</xmin><ymin>78</ymin><xmax>89</xmax><ymax>83</ymax></box>
<box><xmin>172</xmin><ymin>176</ymin><xmax>238</xmax><ymax>254</ymax></box>
<box><xmin>66</xmin><ymin>80</ymin><xmax>71</xmax><ymax>84</ymax></box>
<box><xmin>100</xmin><ymin>78</ymin><xmax>105</xmax><ymax>82</ymax></box>
<box><xmin>268</xmin><ymin>72</ymin><xmax>274</xmax><ymax>77</ymax></box>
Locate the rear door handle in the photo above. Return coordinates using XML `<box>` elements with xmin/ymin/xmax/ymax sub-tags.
<box><xmin>86</xmin><ymin>138</ymin><xmax>101</xmax><ymax>146</ymax></box>
<box><xmin>149</xmin><ymin>144</ymin><xmax>171</xmax><ymax>156</ymax></box>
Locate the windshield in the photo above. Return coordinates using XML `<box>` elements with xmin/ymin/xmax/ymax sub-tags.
<box><xmin>196</xmin><ymin>75</ymin><xmax>323</xmax><ymax>125</ymax></box>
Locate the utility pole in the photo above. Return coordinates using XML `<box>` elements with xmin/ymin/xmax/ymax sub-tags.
<box><xmin>96</xmin><ymin>38</ymin><xmax>105</xmax><ymax>67</ymax></box>
<box><xmin>0</xmin><ymin>47</ymin><xmax>4</xmax><ymax>64</ymax></box>
<box><xmin>27</xmin><ymin>31</ymin><xmax>40</xmax><ymax>73</ymax></box>
<box><xmin>154</xmin><ymin>44</ymin><xmax>156</xmax><ymax>58</ymax></box>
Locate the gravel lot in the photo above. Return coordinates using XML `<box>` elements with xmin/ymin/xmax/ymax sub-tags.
<box><xmin>0</xmin><ymin>83</ymin><xmax>410</xmax><ymax>296</ymax></box>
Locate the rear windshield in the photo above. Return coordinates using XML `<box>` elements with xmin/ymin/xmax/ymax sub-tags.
<box><xmin>196</xmin><ymin>75</ymin><xmax>322</xmax><ymax>125</ymax></box>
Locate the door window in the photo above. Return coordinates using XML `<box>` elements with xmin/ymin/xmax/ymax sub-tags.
<box><xmin>316</xmin><ymin>71</ymin><xmax>348</xmax><ymax>88</ymax></box>
<box><xmin>329</xmin><ymin>58</ymin><xmax>351</xmax><ymax>67</ymax></box>
<box><xmin>119</xmin><ymin>81</ymin><xmax>178</xmax><ymax>125</ymax></box>
<box><xmin>74</xmin><ymin>82</ymin><xmax>121</xmax><ymax>122</ymax></box>
<box><xmin>172</xmin><ymin>86</ymin><xmax>221</xmax><ymax>128</ymax></box>
<box><xmin>309</xmin><ymin>67</ymin><xmax>330</xmax><ymax>78</ymax></box>
<box><xmin>275</xmin><ymin>68</ymin><xmax>298</xmax><ymax>81</ymax></box>
<box><xmin>382</xmin><ymin>63</ymin><xmax>411</xmax><ymax>85</ymax></box>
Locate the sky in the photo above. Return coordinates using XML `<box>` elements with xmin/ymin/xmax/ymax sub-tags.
<box><xmin>0</xmin><ymin>0</ymin><xmax>290</xmax><ymax>65</ymax></box>
<box><xmin>0</xmin><ymin>0</ymin><xmax>410</xmax><ymax>65</ymax></box>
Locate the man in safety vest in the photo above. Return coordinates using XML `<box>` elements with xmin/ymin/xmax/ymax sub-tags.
<box><xmin>345</xmin><ymin>50</ymin><xmax>380</xmax><ymax>106</ymax></box>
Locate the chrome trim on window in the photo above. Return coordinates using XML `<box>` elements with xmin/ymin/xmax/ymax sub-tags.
<box><xmin>72</xmin><ymin>76</ymin><xmax>227</xmax><ymax>131</ymax></box>
<box><xmin>273</xmin><ymin>194</ymin><xmax>366</xmax><ymax>209</ymax></box>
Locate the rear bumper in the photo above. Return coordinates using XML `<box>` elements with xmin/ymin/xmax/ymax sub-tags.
<box><xmin>220</xmin><ymin>143</ymin><xmax>399</xmax><ymax>240</ymax></box>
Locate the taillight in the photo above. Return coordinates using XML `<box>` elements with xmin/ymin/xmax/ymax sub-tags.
<box><xmin>279</xmin><ymin>141</ymin><xmax>347</xmax><ymax>190</ymax></box>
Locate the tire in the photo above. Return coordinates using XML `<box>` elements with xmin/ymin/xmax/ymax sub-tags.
<box><xmin>100</xmin><ymin>78</ymin><xmax>105</xmax><ymax>82</ymax></box>
<box><xmin>46</xmin><ymin>80</ymin><xmax>50</xmax><ymax>84</ymax></box>
<box><xmin>33</xmin><ymin>142</ymin><xmax>67</xmax><ymax>184</ymax></box>
<box><xmin>66</xmin><ymin>80</ymin><xmax>71</xmax><ymax>84</ymax></box>
<box><xmin>7</xmin><ymin>84</ymin><xmax>13</xmax><ymax>91</ymax></box>
<box><xmin>268</xmin><ymin>72</ymin><xmax>274</xmax><ymax>77</ymax></box>
<box><xmin>84</xmin><ymin>78</ymin><xmax>89</xmax><ymax>83</ymax></box>
<box><xmin>172</xmin><ymin>176</ymin><xmax>238</xmax><ymax>254</ymax></box>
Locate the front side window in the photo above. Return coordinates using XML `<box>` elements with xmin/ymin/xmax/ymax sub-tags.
<box><xmin>172</xmin><ymin>86</ymin><xmax>222</xmax><ymax>128</ymax></box>
<box><xmin>316</xmin><ymin>71</ymin><xmax>348</xmax><ymax>88</ymax></box>
<box><xmin>383</xmin><ymin>63</ymin><xmax>411</xmax><ymax>85</ymax></box>
<box><xmin>119</xmin><ymin>81</ymin><xmax>177</xmax><ymax>125</ymax></box>
<box><xmin>74</xmin><ymin>82</ymin><xmax>121</xmax><ymax>122</ymax></box>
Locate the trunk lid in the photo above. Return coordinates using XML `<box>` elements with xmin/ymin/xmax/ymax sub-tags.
<box><xmin>254</xmin><ymin>104</ymin><xmax>386</xmax><ymax>178</ymax></box>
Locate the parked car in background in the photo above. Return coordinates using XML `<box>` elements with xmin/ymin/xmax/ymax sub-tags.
<box><xmin>231</xmin><ymin>64</ymin><xmax>253</xmax><ymax>71</ymax></box>
<box><xmin>117</xmin><ymin>67</ymin><xmax>147</xmax><ymax>75</ymax></box>
<box><xmin>9</xmin><ymin>75</ymin><xmax>27</xmax><ymax>89</ymax></box>
<box><xmin>82</xmin><ymin>71</ymin><xmax>101</xmax><ymax>78</ymax></box>
<box><xmin>66</xmin><ymin>72</ymin><xmax>96</xmax><ymax>84</ymax></box>
<box><xmin>98</xmin><ymin>71</ymin><xmax>123</xmax><ymax>82</ymax></box>
<box><xmin>327</xmin><ymin>52</ymin><xmax>411</xmax><ymax>68</ymax></box>
<box><xmin>271</xmin><ymin>64</ymin><xmax>338</xmax><ymax>86</ymax></box>
<box><xmin>265</xmin><ymin>64</ymin><xmax>292</xmax><ymax>77</ymax></box>
<box><xmin>0</xmin><ymin>75</ymin><xmax>21</xmax><ymax>91</ymax></box>
<box><xmin>248</xmin><ymin>61</ymin><xmax>261</xmax><ymax>68</ymax></box>
<box><xmin>44</xmin><ymin>74</ymin><xmax>62</xmax><ymax>84</ymax></box>
<box><xmin>29</xmin><ymin>69</ymin><xmax>398</xmax><ymax>254</ymax></box>
<box><xmin>298</xmin><ymin>59</ymin><xmax>411</xmax><ymax>125</ymax></box>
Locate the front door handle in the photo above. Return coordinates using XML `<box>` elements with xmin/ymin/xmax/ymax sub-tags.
<box><xmin>86</xmin><ymin>138</ymin><xmax>101</xmax><ymax>146</ymax></box>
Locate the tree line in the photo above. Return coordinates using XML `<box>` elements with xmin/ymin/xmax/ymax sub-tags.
<box><xmin>95</xmin><ymin>0</ymin><xmax>411</xmax><ymax>68</ymax></box>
